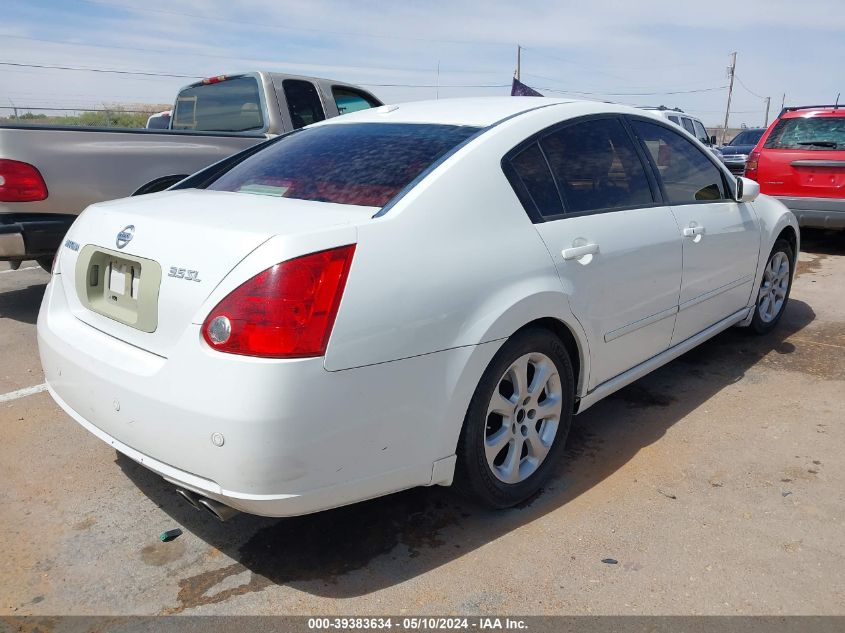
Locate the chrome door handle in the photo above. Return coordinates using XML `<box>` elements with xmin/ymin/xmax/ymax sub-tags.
<box><xmin>682</xmin><ymin>226</ymin><xmax>705</xmax><ymax>237</ymax></box>
<box><xmin>561</xmin><ymin>243</ymin><xmax>599</xmax><ymax>260</ymax></box>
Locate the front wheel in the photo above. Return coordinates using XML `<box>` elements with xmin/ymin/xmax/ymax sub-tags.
<box><xmin>750</xmin><ymin>238</ymin><xmax>794</xmax><ymax>334</ymax></box>
<box><xmin>456</xmin><ymin>328</ymin><xmax>574</xmax><ymax>508</ymax></box>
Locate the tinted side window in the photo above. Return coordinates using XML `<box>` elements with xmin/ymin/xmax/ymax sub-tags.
<box><xmin>333</xmin><ymin>87</ymin><xmax>380</xmax><ymax>115</ymax></box>
<box><xmin>668</xmin><ymin>115</ymin><xmax>680</xmax><ymax>125</ymax></box>
<box><xmin>681</xmin><ymin>117</ymin><xmax>696</xmax><ymax>135</ymax></box>
<box><xmin>631</xmin><ymin>119</ymin><xmax>726</xmax><ymax>204</ymax></box>
<box><xmin>509</xmin><ymin>143</ymin><xmax>563</xmax><ymax>218</ymax></box>
<box><xmin>540</xmin><ymin>118</ymin><xmax>654</xmax><ymax>213</ymax></box>
<box><xmin>283</xmin><ymin>80</ymin><xmax>326</xmax><ymax>129</ymax></box>
<box><xmin>693</xmin><ymin>120</ymin><xmax>710</xmax><ymax>144</ymax></box>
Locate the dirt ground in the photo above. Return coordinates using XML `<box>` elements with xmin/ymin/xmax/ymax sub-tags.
<box><xmin>1</xmin><ymin>230</ymin><xmax>843</xmax><ymax>616</ymax></box>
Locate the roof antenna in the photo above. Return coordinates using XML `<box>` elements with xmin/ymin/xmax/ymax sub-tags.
<box><xmin>835</xmin><ymin>92</ymin><xmax>841</xmax><ymax>111</ymax></box>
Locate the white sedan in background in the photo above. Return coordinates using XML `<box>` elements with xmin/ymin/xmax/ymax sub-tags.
<box><xmin>38</xmin><ymin>97</ymin><xmax>798</xmax><ymax>520</ymax></box>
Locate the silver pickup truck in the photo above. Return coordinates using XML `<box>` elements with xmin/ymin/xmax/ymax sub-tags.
<box><xmin>0</xmin><ymin>71</ymin><xmax>381</xmax><ymax>268</ymax></box>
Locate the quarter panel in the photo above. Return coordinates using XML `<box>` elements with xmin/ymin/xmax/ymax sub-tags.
<box><xmin>323</xmin><ymin>117</ymin><xmax>579</xmax><ymax>373</ymax></box>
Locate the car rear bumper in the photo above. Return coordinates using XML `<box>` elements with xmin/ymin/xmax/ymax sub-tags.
<box><xmin>773</xmin><ymin>196</ymin><xmax>845</xmax><ymax>229</ymax></box>
<box><xmin>0</xmin><ymin>213</ymin><xmax>75</xmax><ymax>261</ymax></box>
<box><xmin>37</xmin><ymin>275</ymin><xmax>477</xmax><ymax>517</ymax></box>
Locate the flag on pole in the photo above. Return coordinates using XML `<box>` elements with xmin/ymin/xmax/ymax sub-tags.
<box><xmin>511</xmin><ymin>78</ymin><xmax>543</xmax><ymax>97</ymax></box>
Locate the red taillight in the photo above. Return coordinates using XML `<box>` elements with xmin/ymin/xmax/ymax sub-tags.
<box><xmin>202</xmin><ymin>245</ymin><xmax>356</xmax><ymax>358</ymax></box>
<box><xmin>744</xmin><ymin>150</ymin><xmax>760</xmax><ymax>181</ymax></box>
<box><xmin>0</xmin><ymin>160</ymin><xmax>48</xmax><ymax>202</ymax></box>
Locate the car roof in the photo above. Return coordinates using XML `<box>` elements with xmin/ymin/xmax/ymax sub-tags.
<box><xmin>781</xmin><ymin>106</ymin><xmax>845</xmax><ymax>118</ymax></box>
<box><xmin>314</xmin><ymin>96</ymin><xmax>674</xmax><ymax>129</ymax></box>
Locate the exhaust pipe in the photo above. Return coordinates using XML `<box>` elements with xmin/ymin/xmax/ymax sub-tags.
<box><xmin>175</xmin><ymin>488</ymin><xmax>203</xmax><ymax>511</ymax></box>
<box><xmin>197</xmin><ymin>497</ymin><xmax>240</xmax><ymax>522</ymax></box>
<box><xmin>176</xmin><ymin>488</ymin><xmax>240</xmax><ymax>521</ymax></box>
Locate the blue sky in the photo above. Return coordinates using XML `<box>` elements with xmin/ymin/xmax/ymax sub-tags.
<box><xmin>2</xmin><ymin>0</ymin><xmax>843</xmax><ymax>126</ymax></box>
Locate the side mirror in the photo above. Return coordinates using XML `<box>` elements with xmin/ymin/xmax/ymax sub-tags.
<box><xmin>735</xmin><ymin>176</ymin><xmax>760</xmax><ymax>203</ymax></box>
<box><xmin>710</xmin><ymin>135</ymin><xmax>717</xmax><ymax>146</ymax></box>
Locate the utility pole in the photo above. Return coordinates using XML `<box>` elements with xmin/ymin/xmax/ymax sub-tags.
<box><xmin>721</xmin><ymin>51</ymin><xmax>736</xmax><ymax>144</ymax></box>
<box><xmin>764</xmin><ymin>96</ymin><xmax>771</xmax><ymax>126</ymax></box>
<box><xmin>516</xmin><ymin>44</ymin><xmax>521</xmax><ymax>81</ymax></box>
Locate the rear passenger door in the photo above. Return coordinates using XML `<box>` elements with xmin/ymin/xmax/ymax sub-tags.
<box><xmin>628</xmin><ymin>118</ymin><xmax>761</xmax><ymax>345</ymax></box>
<box><xmin>506</xmin><ymin>116</ymin><xmax>683</xmax><ymax>389</ymax></box>
<box><xmin>281</xmin><ymin>79</ymin><xmax>326</xmax><ymax>130</ymax></box>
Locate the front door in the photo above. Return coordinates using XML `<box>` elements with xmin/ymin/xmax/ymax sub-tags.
<box><xmin>629</xmin><ymin>118</ymin><xmax>761</xmax><ymax>345</ymax></box>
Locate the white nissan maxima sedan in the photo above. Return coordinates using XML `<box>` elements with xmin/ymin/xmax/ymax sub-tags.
<box><xmin>38</xmin><ymin>97</ymin><xmax>799</xmax><ymax>520</ymax></box>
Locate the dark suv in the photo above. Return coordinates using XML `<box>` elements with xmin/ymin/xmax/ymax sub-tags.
<box><xmin>720</xmin><ymin>128</ymin><xmax>765</xmax><ymax>175</ymax></box>
<box><xmin>745</xmin><ymin>105</ymin><xmax>845</xmax><ymax>229</ymax></box>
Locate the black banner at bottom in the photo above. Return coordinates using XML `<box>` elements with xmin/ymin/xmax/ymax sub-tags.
<box><xmin>1</xmin><ymin>616</ymin><xmax>844</xmax><ymax>633</ymax></box>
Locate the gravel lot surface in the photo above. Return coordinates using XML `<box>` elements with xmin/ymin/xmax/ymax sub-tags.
<box><xmin>2</xmin><ymin>231</ymin><xmax>843</xmax><ymax>615</ymax></box>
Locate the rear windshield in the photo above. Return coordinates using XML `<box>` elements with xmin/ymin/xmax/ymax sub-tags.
<box><xmin>207</xmin><ymin>122</ymin><xmax>480</xmax><ymax>207</ymax></box>
<box><xmin>729</xmin><ymin>129</ymin><xmax>764</xmax><ymax>146</ymax></box>
<box><xmin>764</xmin><ymin>116</ymin><xmax>845</xmax><ymax>150</ymax></box>
<box><xmin>172</xmin><ymin>76</ymin><xmax>265</xmax><ymax>132</ymax></box>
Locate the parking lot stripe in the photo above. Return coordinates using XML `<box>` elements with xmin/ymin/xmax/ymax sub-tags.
<box><xmin>0</xmin><ymin>383</ymin><xmax>48</xmax><ymax>403</ymax></box>
<box><xmin>0</xmin><ymin>266</ymin><xmax>40</xmax><ymax>274</ymax></box>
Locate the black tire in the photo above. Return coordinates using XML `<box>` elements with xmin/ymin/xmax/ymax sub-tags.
<box><xmin>749</xmin><ymin>238</ymin><xmax>794</xmax><ymax>335</ymax></box>
<box><xmin>455</xmin><ymin>328</ymin><xmax>574</xmax><ymax>509</ymax></box>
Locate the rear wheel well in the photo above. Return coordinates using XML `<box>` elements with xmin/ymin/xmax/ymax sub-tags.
<box><xmin>512</xmin><ymin>317</ymin><xmax>582</xmax><ymax>399</ymax></box>
<box><xmin>776</xmin><ymin>226</ymin><xmax>798</xmax><ymax>265</ymax></box>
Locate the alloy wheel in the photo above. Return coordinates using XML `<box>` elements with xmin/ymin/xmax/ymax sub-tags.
<box><xmin>484</xmin><ymin>352</ymin><xmax>562</xmax><ymax>484</ymax></box>
<box><xmin>757</xmin><ymin>250</ymin><xmax>790</xmax><ymax>323</ymax></box>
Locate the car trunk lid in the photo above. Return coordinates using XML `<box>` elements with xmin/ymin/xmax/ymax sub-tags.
<box><xmin>60</xmin><ymin>189</ymin><xmax>374</xmax><ymax>357</ymax></box>
<box><xmin>757</xmin><ymin>148</ymin><xmax>845</xmax><ymax>197</ymax></box>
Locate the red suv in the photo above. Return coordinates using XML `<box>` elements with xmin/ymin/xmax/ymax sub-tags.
<box><xmin>745</xmin><ymin>105</ymin><xmax>845</xmax><ymax>229</ymax></box>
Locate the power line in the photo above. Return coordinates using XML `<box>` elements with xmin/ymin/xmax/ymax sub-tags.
<box><xmin>734</xmin><ymin>75</ymin><xmax>767</xmax><ymax>100</ymax></box>
<box><xmin>0</xmin><ymin>32</ymin><xmax>486</xmax><ymax>76</ymax></box>
<box><xmin>361</xmin><ymin>83</ymin><xmax>509</xmax><ymax>88</ymax></box>
<box><xmin>685</xmin><ymin>108</ymin><xmax>763</xmax><ymax>114</ymax></box>
<box><xmin>0</xmin><ymin>61</ymin><xmax>512</xmax><ymax>90</ymax></box>
<box><xmin>0</xmin><ymin>60</ymin><xmax>721</xmax><ymax>94</ymax></box>
<box><xmin>522</xmin><ymin>72</ymin><xmax>727</xmax><ymax>96</ymax></box>
<box><xmin>0</xmin><ymin>61</ymin><xmax>199</xmax><ymax>79</ymax></box>
<box><xmin>0</xmin><ymin>59</ymin><xmax>727</xmax><ymax>97</ymax></box>
<box><xmin>539</xmin><ymin>85</ymin><xmax>728</xmax><ymax>97</ymax></box>
<box><xmin>0</xmin><ymin>106</ymin><xmax>158</xmax><ymax>113</ymax></box>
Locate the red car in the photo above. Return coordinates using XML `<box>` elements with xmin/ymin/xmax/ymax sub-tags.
<box><xmin>745</xmin><ymin>104</ymin><xmax>845</xmax><ymax>229</ymax></box>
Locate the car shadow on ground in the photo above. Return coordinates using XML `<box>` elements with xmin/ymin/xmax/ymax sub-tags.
<box><xmin>0</xmin><ymin>283</ymin><xmax>47</xmax><ymax>325</ymax></box>
<box><xmin>118</xmin><ymin>294</ymin><xmax>817</xmax><ymax>609</ymax></box>
<box><xmin>799</xmin><ymin>227</ymin><xmax>844</xmax><ymax>256</ymax></box>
